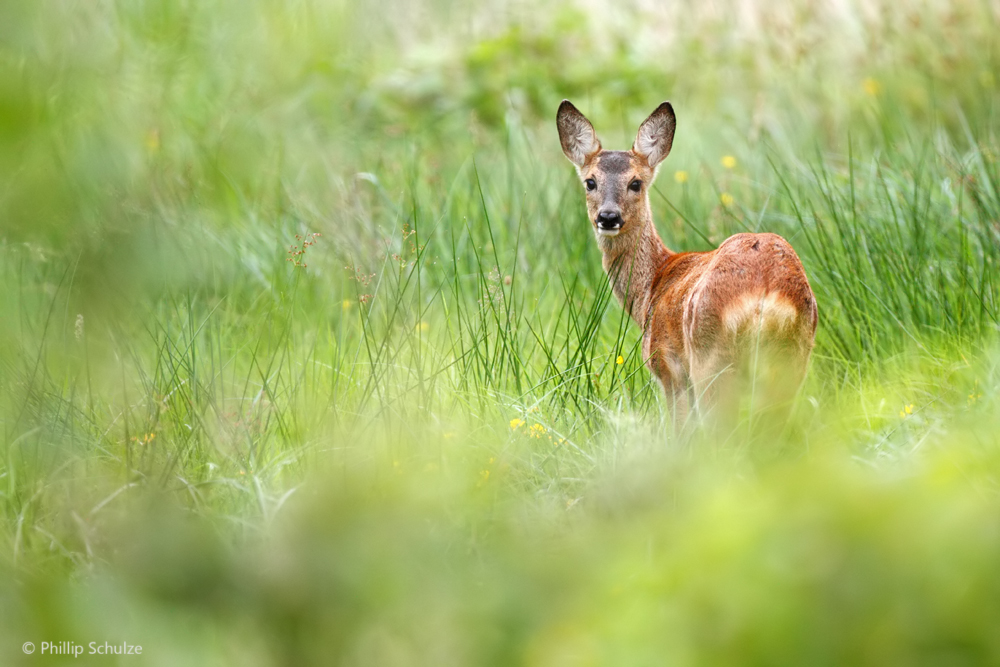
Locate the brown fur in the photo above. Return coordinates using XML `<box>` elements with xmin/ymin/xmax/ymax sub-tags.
<box><xmin>557</xmin><ymin>100</ymin><xmax>818</xmax><ymax>428</ymax></box>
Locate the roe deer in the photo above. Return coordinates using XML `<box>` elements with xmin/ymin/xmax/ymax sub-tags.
<box><xmin>556</xmin><ymin>100</ymin><xmax>817</xmax><ymax>429</ymax></box>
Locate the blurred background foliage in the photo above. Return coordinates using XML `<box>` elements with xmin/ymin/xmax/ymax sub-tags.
<box><xmin>2</xmin><ymin>0</ymin><xmax>1000</xmax><ymax>664</ymax></box>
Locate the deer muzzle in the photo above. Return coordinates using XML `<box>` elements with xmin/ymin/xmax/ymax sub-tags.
<box><xmin>596</xmin><ymin>209</ymin><xmax>622</xmax><ymax>234</ymax></box>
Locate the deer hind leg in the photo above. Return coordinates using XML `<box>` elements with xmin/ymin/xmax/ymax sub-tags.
<box><xmin>687</xmin><ymin>337</ymin><xmax>811</xmax><ymax>436</ymax></box>
<box><xmin>687</xmin><ymin>347</ymin><xmax>742</xmax><ymax>431</ymax></box>
<box><xmin>741</xmin><ymin>334</ymin><xmax>812</xmax><ymax>426</ymax></box>
<box><xmin>688</xmin><ymin>291</ymin><xmax>814</xmax><ymax>434</ymax></box>
<box><xmin>694</xmin><ymin>329</ymin><xmax>810</xmax><ymax>437</ymax></box>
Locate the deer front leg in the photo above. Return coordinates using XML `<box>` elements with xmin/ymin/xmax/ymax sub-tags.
<box><xmin>649</xmin><ymin>348</ymin><xmax>692</xmax><ymax>435</ymax></box>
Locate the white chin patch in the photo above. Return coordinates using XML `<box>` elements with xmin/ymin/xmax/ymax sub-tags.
<box><xmin>596</xmin><ymin>227</ymin><xmax>620</xmax><ymax>237</ymax></box>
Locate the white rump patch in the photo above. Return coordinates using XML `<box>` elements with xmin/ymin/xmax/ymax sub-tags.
<box><xmin>723</xmin><ymin>292</ymin><xmax>799</xmax><ymax>334</ymax></box>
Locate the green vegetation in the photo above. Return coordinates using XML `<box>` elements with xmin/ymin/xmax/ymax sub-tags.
<box><xmin>2</xmin><ymin>0</ymin><xmax>1000</xmax><ymax>663</ymax></box>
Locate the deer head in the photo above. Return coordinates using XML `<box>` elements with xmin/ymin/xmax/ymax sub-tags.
<box><xmin>557</xmin><ymin>100</ymin><xmax>676</xmax><ymax>238</ymax></box>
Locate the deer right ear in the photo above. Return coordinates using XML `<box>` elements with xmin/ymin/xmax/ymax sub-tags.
<box><xmin>633</xmin><ymin>101</ymin><xmax>676</xmax><ymax>169</ymax></box>
<box><xmin>557</xmin><ymin>100</ymin><xmax>601</xmax><ymax>168</ymax></box>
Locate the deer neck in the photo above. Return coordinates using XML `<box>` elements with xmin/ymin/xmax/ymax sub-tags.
<box><xmin>597</xmin><ymin>206</ymin><xmax>670</xmax><ymax>328</ymax></box>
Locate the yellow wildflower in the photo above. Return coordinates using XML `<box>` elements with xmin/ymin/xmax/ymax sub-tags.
<box><xmin>416</xmin><ymin>321</ymin><xmax>429</xmax><ymax>332</ymax></box>
<box><xmin>899</xmin><ymin>404</ymin><xmax>914</xmax><ymax>418</ymax></box>
<box><xmin>674</xmin><ymin>170</ymin><xmax>689</xmax><ymax>183</ymax></box>
<box><xmin>342</xmin><ymin>299</ymin><xmax>352</xmax><ymax>309</ymax></box>
<box><xmin>721</xmin><ymin>155</ymin><xmax>737</xmax><ymax>169</ymax></box>
<box><xmin>529</xmin><ymin>424</ymin><xmax>547</xmax><ymax>438</ymax></box>
<box><xmin>509</xmin><ymin>418</ymin><xmax>524</xmax><ymax>430</ymax></box>
<box><xmin>968</xmin><ymin>384</ymin><xmax>982</xmax><ymax>405</ymax></box>
<box><xmin>863</xmin><ymin>78</ymin><xmax>881</xmax><ymax>96</ymax></box>
<box><xmin>720</xmin><ymin>193</ymin><xmax>734</xmax><ymax>207</ymax></box>
<box><xmin>616</xmin><ymin>355</ymin><xmax>624</xmax><ymax>365</ymax></box>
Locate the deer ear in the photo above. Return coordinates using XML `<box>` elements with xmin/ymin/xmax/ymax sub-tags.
<box><xmin>557</xmin><ymin>100</ymin><xmax>601</xmax><ymax>168</ymax></box>
<box><xmin>633</xmin><ymin>101</ymin><xmax>676</xmax><ymax>169</ymax></box>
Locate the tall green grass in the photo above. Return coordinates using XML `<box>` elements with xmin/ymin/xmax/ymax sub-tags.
<box><xmin>2</xmin><ymin>0</ymin><xmax>1000</xmax><ymax>663</ymax></box>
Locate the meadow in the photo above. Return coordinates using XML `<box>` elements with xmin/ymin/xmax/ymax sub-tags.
<box><xmin>2</xmin><ymin>0</ymin><xmax>1000</xmax><ymax>664</ymax></box>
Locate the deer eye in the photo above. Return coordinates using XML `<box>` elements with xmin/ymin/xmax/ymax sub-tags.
<box><xmin>584</xmin><ymin>178</ymin><xmax>597</xmax><ymax>191</ymax></box>
<box><xmin>629</xmin><ymin>179</ymin><xmax>642</xmax><ymax>192</ymax></box>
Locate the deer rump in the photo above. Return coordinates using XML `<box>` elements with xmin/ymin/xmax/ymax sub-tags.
<box><xmin>645</xmin><ymin>233</ymin><xmax>817</xmax><ymax>420</ymax></box>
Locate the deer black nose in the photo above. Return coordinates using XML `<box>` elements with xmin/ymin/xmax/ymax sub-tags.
<box><xmin>596</xmin><ymin>210</ymin><xmax>621</xmax><ymax>229</ymax></box>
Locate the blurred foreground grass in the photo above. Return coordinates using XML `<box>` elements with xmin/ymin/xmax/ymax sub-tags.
<box><xmin>2</xmin><ymin>0</ymin><xmax>1000</xmax><ymax>664</ymax></box>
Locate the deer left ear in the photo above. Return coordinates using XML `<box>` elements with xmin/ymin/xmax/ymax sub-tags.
<box><xmin>633</xmin><ymin>101</ymin><xmax>676</xmax><ymax>169</ymax></box>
